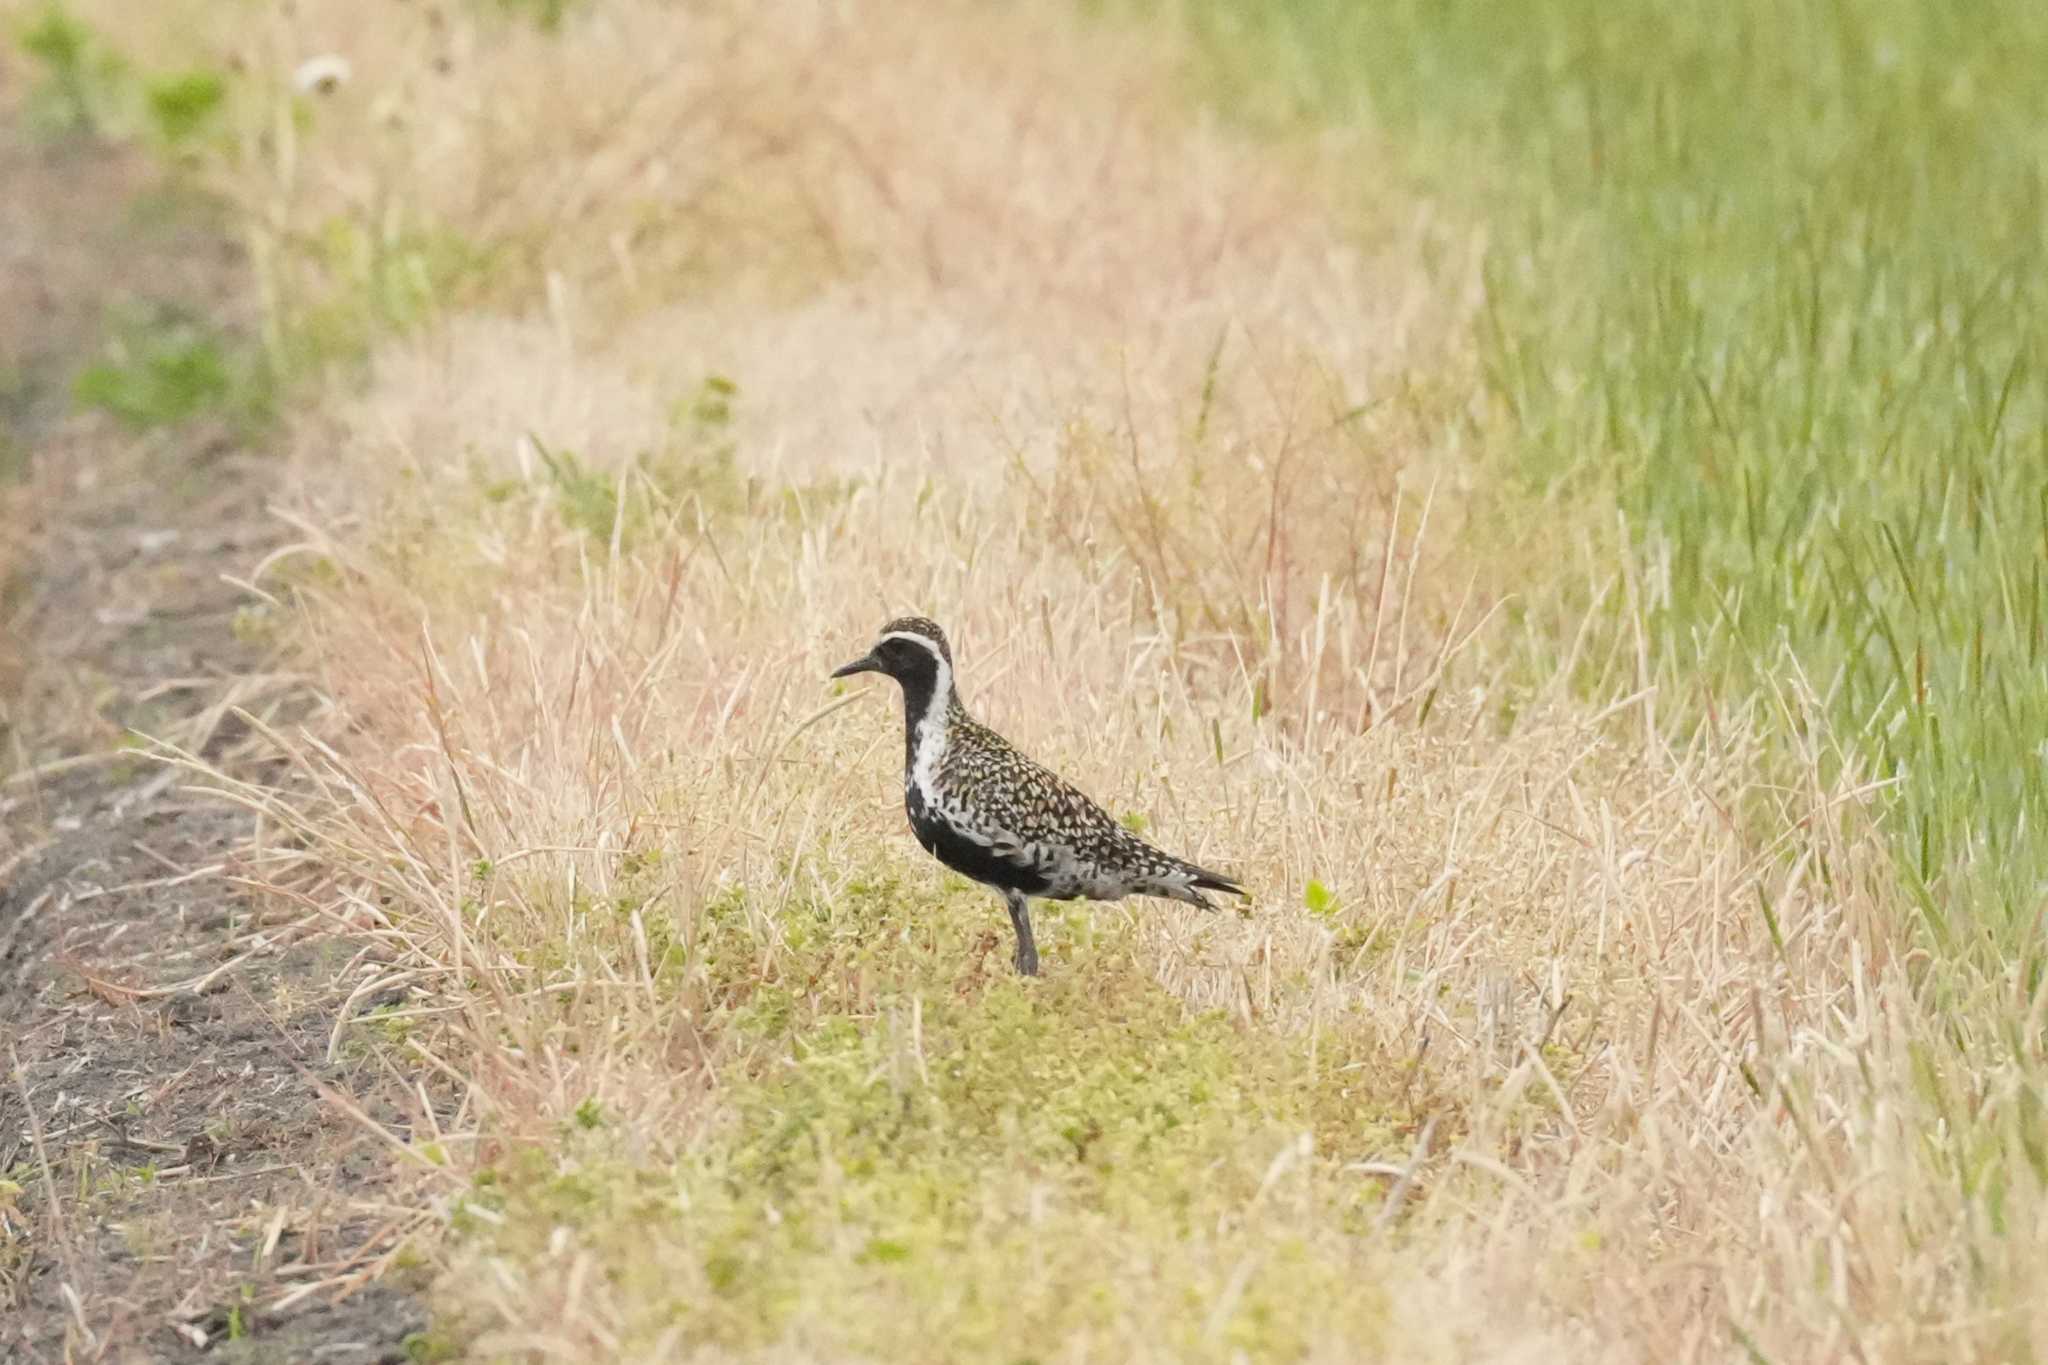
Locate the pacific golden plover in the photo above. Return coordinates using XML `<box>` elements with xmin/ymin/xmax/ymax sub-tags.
<box><xmin>831</xmin><ymin>616</ymin><xmax>1245</xmax><ymax>975</ymax></box>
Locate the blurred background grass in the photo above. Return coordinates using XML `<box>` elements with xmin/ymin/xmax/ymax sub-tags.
<box><xmin>1149</xmin><ymin>0</ymin><xmax>2048</xmax><ymax>951</ymax></box>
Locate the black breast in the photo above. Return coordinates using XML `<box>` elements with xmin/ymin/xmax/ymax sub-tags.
<box><xmin>905</xmin><ymin>787</ymin><xmax>1049</xmax><ymax>895</ymax></box>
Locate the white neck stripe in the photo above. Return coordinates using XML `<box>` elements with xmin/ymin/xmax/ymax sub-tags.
<box><xmin>889</xmin><ymin>633</ymin><xmax>953</xmax><ymax>797</ymax></box>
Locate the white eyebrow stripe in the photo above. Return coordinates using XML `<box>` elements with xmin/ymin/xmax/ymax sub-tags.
<box><xmin>879</xmin><ymin>631</ymin><xmax>947</xmax><ymax>660</ymax></box>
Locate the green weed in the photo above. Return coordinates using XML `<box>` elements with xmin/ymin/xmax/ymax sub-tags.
<box><xmin>402</xmin><ymin>1327</ymin><xmax>464</xmax><ymax>1364</ymax></box>
<box><xmin>15</xmin><ymin>3</ymin><xmax>125</xmax><ymax>138</ymax></box>
<box><xmin>531</xmin><ymin>440</ymin><xmax>625</xmax><ymax>542</ymax></box>
<box><xmin>272</xmin><ymin>219</ymin><xmax>496</xmax><ymax>379</ymax></box>
<box><xmin>143</xmin><ymin>68</ymin><xmax>227</xmax><ymax>148</ymax></box>
<box><xmin>488</xmin><ymin>0</ymin><xmax>580</xmax><ymax>32</ymax></box>
<box><xmin>73</xmin><ymin>307</ymin><xmax>269</xmax><ymax>430</ymax></box>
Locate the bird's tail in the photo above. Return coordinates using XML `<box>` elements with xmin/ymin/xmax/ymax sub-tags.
<box><xmin>1178</xmin><ymin>859</ymin><xmax>1247</xmax><ymax>908</ymax></box>
<box><xmin>1189</xmin><ymin>865</ymin><xmax>1247</xmax><ymax>896</ymax></box>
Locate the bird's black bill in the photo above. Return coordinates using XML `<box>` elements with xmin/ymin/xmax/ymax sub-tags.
<box><xmin>831</xmin><ymin>653</ymin><xmax>880</xmax><ymax>679</ymax></box>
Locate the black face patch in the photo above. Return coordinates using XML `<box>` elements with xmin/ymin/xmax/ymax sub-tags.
<box><xmin>874</xmin><ymin>636</ymin><xmax>943</xmax><ymax>715</ymax></box>
<box><xmin>873</xmin><ymin>634</ymin><xmax>939</xmax><ymax>672</ymax></box>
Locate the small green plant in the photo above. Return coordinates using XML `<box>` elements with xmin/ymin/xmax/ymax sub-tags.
<box><xmin>531</xmin><ymin>439</ymin><xmax>623</xmax><ymax>541</ymax></box>
<box><xmin>274</xmin><ymin>218</ymin><xmax>493</xmax><ymax>378</ymax></box>
<box><xmin>858</xmin><ymin>1236</ymin><xmax>913</xmax><ymax>1265</ymax></box>
<box><xmin>17</xmin><ymin>3</ymin><xmax>126</xmax><ymax>138</ymax></box>
<box><xmin>1304</xmin><ymin>879</ymin><xmax>1337</xmax><ymax>919</ymax></box>
<box><xmin>143</xmin><ymin>69</ymin><xmax>227</xmax><ymax>147</ymax></box>
<box><xmin>526</xmin><ymin>399</ymin><xmax>755</xmax><ymax>547</ymax></box>
<box><xmin>492</xmin><ymin>0</ymin><xmax>578</xmax><ymax>32</ymax></box>
<box><xmin>648</xmin><ymin>373</ymin><xmax>748</xmax><ymax>518</ymax></box>
<box><xmin>403</xmin><ymin>1328</ymin><xmax>464</xmax><ymax>1363</ymax></box>
<box><xmin>74</xmin><ymin>310</ymin><xmax>268</xmax><ymax>430</ymax></box>
<box><xmin>683</xmin><ymin>373</ymin><xmax>737</xmax><ymax>429</ymax></box>
<box><xmin>76</xmin><ymin>338</ymin><xmax>224</xmax><ymax>425</ymax></box>
<box><xmin>228</xmin><ymin>603</ymin><xmax>278</xmax><ymax>647</ymax></box>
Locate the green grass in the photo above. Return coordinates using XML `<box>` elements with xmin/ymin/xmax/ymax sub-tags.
<box><xmin>1164</xmin><ymin>0</ymin><xmax>2048</xmax><ymax>950</ymax></box>
<box><xmin>438</xmin><ymin>875</ymin><xmax>1409</xmax><ymax>1359</ymax></box>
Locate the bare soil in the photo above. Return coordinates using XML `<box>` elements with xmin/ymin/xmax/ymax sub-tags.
<box><xmin>2</xmin><ymin>120</ymin><xmax>431</xmax><ymax>1362</ymax></box>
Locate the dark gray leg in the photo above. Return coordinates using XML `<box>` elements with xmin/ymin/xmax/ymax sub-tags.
<box><xmin>1002</xmin><ymin>889</ymin><xmax>1039</xmax><ymax>976</ymax></box>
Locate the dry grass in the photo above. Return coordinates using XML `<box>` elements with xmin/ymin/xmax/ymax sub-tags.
<box><xmin>51</xmin><ymin>0</ymin><xmax>2048</xmax><ymax>1359</ymax></box>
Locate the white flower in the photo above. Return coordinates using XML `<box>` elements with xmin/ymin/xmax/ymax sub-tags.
<box><xmin>292</xmin><ymin>55</ymin><xmax>351</xmax><ymax>95</ymax></box>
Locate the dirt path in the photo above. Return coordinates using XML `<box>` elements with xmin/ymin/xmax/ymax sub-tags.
<box><xmin>2</xmin><ymin>119</ymin><xmax>429</xmax><ymax>1362</ymax></box>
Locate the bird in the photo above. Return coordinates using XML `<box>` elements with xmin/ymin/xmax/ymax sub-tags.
<box><xmin>830</xmin><ymin>615</ymin><xmax>1246</xmax><ymax>975</ymax></box>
